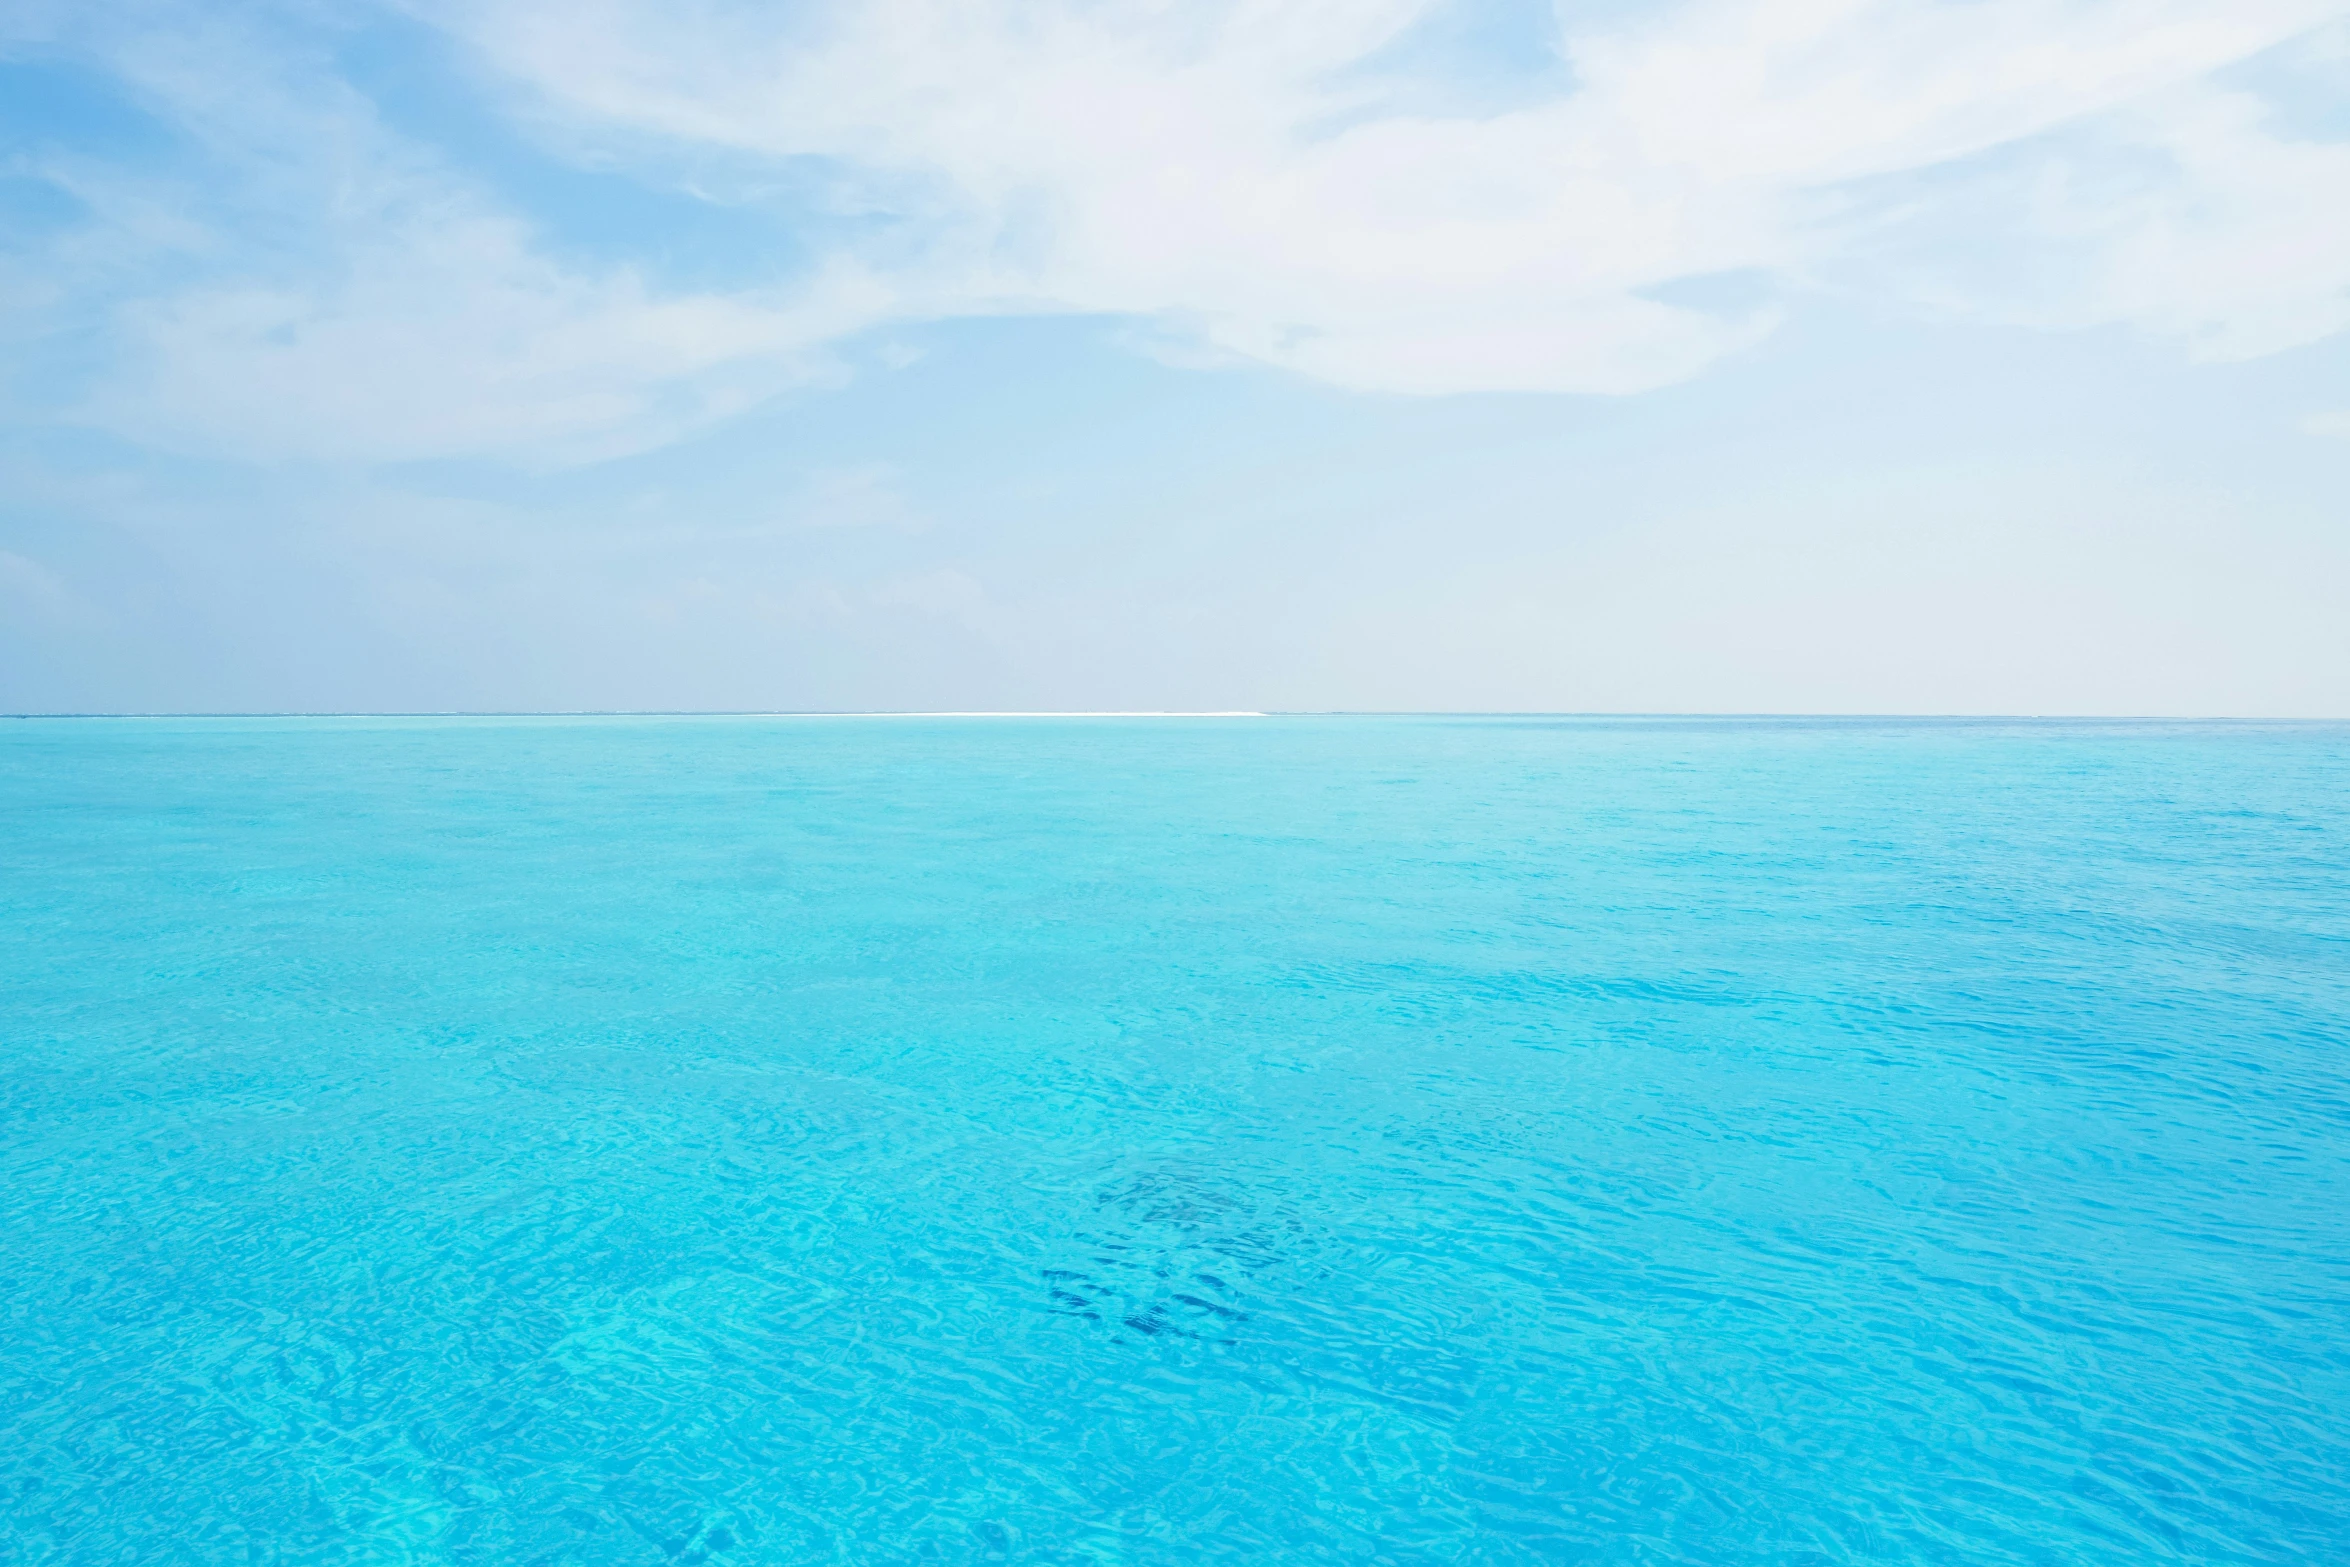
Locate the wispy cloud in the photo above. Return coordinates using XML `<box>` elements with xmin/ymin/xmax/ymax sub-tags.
<box><xmin>8</xmin><ymin>6</ymin><xmax>896</xmax><ymax>463</ymax></box>
<box><xmin>10</xmin><ymin>0</ymin><xmax>2348</xmax><ymax>464</ymax></box>
<box><xmin>434</xmin><ymin>0</ymin><xmax>2349</xmax><ymax>388</ymax></box>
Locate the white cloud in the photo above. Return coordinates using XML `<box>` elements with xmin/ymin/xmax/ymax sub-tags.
<box><xmin>1833</xmin><ymin>51</ymin><xmax>2350</xmax><ymax>358</ymax></box>
<box><xmin>18</xmin><ymin>8</ymin><xmax>898</xmax><ymax>464</ymax></box>
<box><xmin>2304</xmin><ymin>409</ymin><xmax>2350</xmax><ymax>437</ymax></box>
<box><xmin>2088</xmin><ymin>88</ymin><xmax>2350</xmax><ymax>360</ymax></box>
<box><xmin>432</xmin><ymin>0</ymin><xmax>2350</xmax><ymax>396</ymax></box>
<box><xmin>102</xmin><ymin>230</ymin><xmax>896</xmax><ymax>465</ymax></box>
<box><xmin>22</xmin><ymin>0</ymin><xmax>2350</xmax><ymax>462</ymax></box>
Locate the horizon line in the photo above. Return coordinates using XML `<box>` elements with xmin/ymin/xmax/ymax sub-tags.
<box><xmin>6</xmin><ymin>710</ymin><xmax>2346</xmax><ymax>723</ymax></box>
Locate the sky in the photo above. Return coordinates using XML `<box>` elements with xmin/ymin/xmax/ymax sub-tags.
<box><xmin>2</xmin><ymin>0</ymin><xmax>2347</xmax><ymax>715</ymax></box>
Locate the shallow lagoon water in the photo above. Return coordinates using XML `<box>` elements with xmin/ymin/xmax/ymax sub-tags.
<box><xmin>3</xmin><ymin>715</ymin><xmax>2346</xmax><ymax>1564</ymax></box>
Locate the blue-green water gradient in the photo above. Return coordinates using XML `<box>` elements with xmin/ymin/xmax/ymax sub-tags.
<box><xmin>4</xmin><ymin>716</ymin><xmax>2346</xmax><ymax>1564</ymax></box>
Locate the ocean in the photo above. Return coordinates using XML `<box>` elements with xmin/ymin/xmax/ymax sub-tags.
<box><xmin>3</xmin><ymin>715</ymin><xmax>2345</xmax><ymax>1564</ymax></box>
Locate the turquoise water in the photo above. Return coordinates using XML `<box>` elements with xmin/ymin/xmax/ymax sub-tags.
<box><xmin>3</xmin><ymin>716</ymin><xmax>2346</xmax><ymax>1565</ymax></box>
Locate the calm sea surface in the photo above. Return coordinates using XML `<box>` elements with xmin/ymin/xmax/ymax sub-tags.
<box><xmin>3</xmin><ymin>716</ymin><xmax>2346</xmax><ymax>1565</ymax></box>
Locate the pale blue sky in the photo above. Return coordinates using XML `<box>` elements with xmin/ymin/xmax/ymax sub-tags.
<box><xmin>3</xmin><ymin>0</ymin><xmax>2347</xmax><ymax>713</ymax></box>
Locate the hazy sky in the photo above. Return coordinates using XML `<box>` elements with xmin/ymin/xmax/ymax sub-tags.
<box><xmin>3</xmin><ymin>0</ymin><xmax>2347</xmax><ymax>714</ymax></box>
